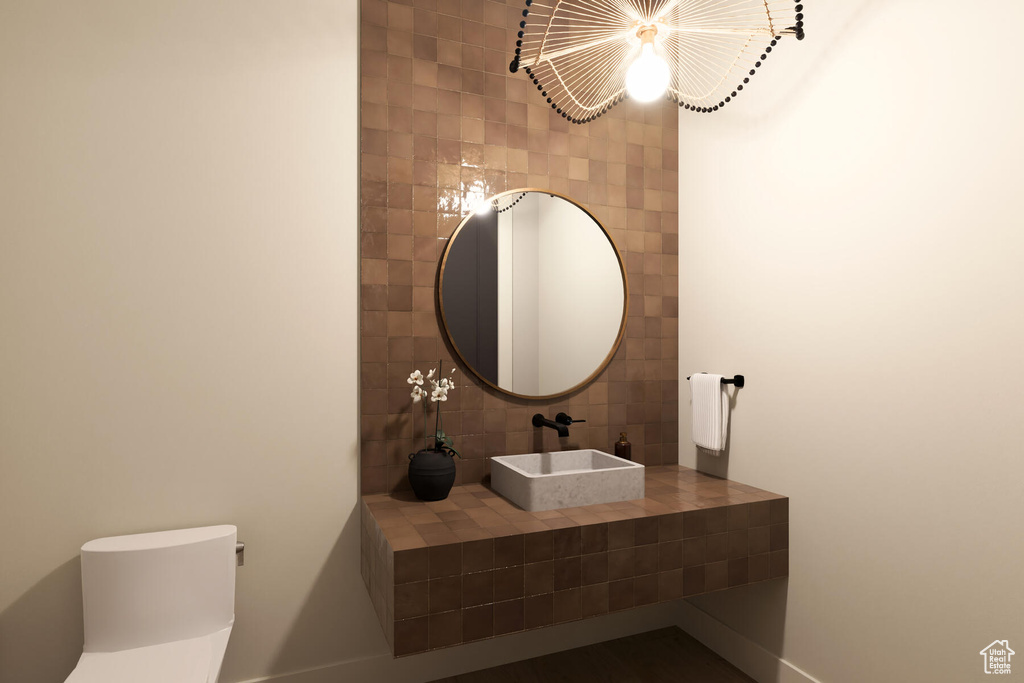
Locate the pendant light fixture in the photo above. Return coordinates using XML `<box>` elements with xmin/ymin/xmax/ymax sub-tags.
<box><xmin>509</xmin><ymin>0</ymin><xmax>805</xmax><ymax>124</ymax></box>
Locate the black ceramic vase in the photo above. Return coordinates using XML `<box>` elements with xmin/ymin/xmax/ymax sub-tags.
<box><xmin>408</xmin><ymin>448</ymin><xmax>456</xmax><ymax>501</ymax></box>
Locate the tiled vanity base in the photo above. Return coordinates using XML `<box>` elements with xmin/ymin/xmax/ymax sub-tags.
<box><xmin>360</xmin><ymin>465</ymin><xmax>788</xmax><ymax>656</ymax></box>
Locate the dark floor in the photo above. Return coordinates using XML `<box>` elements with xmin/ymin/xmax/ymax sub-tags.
<box><xmin>430</xmin><ymin>627</ymin><xmax>756</xmax><ymax>683</ymax></box>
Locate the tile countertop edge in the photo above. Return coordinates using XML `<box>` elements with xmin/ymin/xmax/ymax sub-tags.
<box><xmin>362</xmin><ymin>465</ymin><xmax>787</xmax><ymax>551</ymax></box>
<box><xmin>360</xmin><ymin>465</ymin><xmax>790</xmax><ymax>657</ymax></box>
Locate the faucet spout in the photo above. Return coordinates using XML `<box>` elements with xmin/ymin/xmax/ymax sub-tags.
<box><xmin>532</xmin><ymin>413</ymin><xmax>569</xmax><ymax>438</ymax></box>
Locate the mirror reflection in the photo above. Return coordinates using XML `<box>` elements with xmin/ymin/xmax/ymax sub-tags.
<box><xmin>439</xmin><ymin>190</ymin><xmax>627</xmax><ymax>399</ymax></box>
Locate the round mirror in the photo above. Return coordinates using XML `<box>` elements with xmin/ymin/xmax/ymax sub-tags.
<box><xmin>439</xmin><ymin>189</ymin><xmax>627</xmax><ymax>399</ymax></box>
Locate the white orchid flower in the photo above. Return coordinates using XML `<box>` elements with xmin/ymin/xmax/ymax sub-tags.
<box><xmin>409</xmin><ymin>360</ymin><xmax>460</xmax><ymax>459</ymax></box>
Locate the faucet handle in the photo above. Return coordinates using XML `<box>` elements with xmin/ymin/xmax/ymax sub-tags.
<box><xmin>555</xmin><ymin>412</ymin><xmax>586</xmax><ymax>426</ymax></box>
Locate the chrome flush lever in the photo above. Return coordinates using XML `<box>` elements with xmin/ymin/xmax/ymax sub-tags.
<box><xmin>236</xmin><ymin>541</ymin><xmax>245</xmax><ymax>567</ymax></box>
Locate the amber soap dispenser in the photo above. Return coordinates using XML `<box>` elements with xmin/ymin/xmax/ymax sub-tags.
<box><xmin>615</xmin><ymin>432</ymin><xmax>632</xmax><ymax>461</ymax></box>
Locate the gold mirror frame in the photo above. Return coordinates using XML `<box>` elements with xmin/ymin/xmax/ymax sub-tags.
<box><xmin>438</xmin><ymin>189</ymin><xmax>629</xmax><ymax>400</ymax></box>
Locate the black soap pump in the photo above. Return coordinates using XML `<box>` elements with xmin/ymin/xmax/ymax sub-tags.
<box><xmin>615</xmin><ymin>432</ymin><xmax>631</xmax><ymax>461</ymax></box>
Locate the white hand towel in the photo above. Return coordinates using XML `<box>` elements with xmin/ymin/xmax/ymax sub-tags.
<box><xmin>690</xmin><ymin>373</ymin><xmax>729</xmax><ymax>452</ymax></box>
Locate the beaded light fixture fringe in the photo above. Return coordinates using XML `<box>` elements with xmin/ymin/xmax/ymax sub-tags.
<box><xmin>494</xmin><ymin>192</ymin><xmax>528</xmax><ymax>213</ymax></box>
<box><xmin>509</xmin><ymin>0</ymin><xmax>805</xmax><ymax>124</ymax></box>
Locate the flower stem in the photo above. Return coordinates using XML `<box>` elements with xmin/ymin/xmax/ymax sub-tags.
<box><xmin>434</xmin><ymin>359</ymin><xmax>442</xmax><ymax>448</ymax></box>
<box><xmin>422</xmin><ymin>394</ymin><xmax>429</xmax><ymax>451</ymax></box>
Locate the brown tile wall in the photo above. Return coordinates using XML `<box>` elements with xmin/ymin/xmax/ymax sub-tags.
<box><xmin>360</xmin><ymin>0</ymin><xmax>680</xmax><ymax>493</ymax></box>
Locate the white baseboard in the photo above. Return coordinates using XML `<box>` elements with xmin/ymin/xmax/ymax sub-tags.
<box><xmin>674</xmin><ymin>601</ymin><xmax>820</xmax><ymax>683</ymax></box>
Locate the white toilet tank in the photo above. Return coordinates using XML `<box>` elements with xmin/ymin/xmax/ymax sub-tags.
<box><xmin>80</xmin><ymin>525</ymin><xmax>237</xmax><ymax>653</ymax></box>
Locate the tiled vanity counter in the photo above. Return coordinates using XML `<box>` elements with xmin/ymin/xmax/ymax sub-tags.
<box><xmin>360</xmin><ymin>465</ymin><xmax>789</xmax><ymax>656</ymax></box>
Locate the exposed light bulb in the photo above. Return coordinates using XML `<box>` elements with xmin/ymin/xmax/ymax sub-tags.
<box><xmin>625</xmin><ymin>43</ymin><xmax>670</xmax><ymax>102</ymax></box>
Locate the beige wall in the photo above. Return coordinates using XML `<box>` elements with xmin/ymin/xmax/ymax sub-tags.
<box><xmin>0</xmin><ymin>1</ymin><xmax>369</xmax><ymax>680</ymax></box>
<box><xmin>677</xmin><ymin>1</ymin><xmax>1024</xmax><ymax>681</ymax></box>
<box><xmin>9</xmin><ymin>0</ymin><xmax>1021</xmax><ymax>681</ymax></box>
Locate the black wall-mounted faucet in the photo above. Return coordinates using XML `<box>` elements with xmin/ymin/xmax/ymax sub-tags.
<box><xmin>555</xmin><ymin>412</ymin><xmax>586</xmax><ymax>426</ymax></box>
<box><xmin>532</xmin><ymin>413</ymin><xmax>569</xmax><ymax>438</ymax></box>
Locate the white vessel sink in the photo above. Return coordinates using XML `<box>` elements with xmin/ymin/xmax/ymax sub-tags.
<box><xmin>490</xmin><ymin>449</ymin><xmax>645</xmax><ymax>511</ymax></box>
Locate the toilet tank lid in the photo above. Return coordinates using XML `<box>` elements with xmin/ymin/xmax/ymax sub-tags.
<box><xmin>82</xmin><ymin>525</ymin><xmax>236</xmax><ymax>553</ymax></box>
